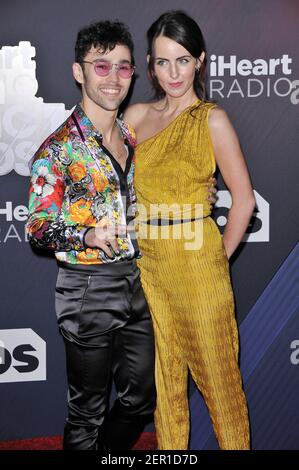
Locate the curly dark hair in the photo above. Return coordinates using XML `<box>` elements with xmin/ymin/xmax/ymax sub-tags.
<box><xmin>75</xmin><ymin>20</ymin><xmax>135</xmax><ymax>65</ymax></box>
<box><xmin>147</xmin><ymin>10</ymin><xmax>208</xmax><ymax>101</ymax></box>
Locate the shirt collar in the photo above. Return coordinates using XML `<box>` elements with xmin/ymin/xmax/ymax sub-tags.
<box><xmin>72</xmin><ymin>103</ymin><xmax>129</xmax><ymax>145</ymax></box>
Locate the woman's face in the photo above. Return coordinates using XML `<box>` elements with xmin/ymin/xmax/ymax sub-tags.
<box><xmin>150</xmin><ymin>35</ymin><xmax>203</xmax><ymax>99</ymax></box>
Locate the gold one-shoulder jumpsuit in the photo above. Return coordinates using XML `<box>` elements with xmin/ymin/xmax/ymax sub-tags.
<box><xmin>133</xmin><ymin>100</ymin><xmax>250</xmax><ymax>450</ymax></box>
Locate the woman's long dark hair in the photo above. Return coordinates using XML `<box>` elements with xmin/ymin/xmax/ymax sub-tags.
<box><xmin>147</xmin><ymin>10</ymin><xmax>208</xmax><ymax>101</ymax></box>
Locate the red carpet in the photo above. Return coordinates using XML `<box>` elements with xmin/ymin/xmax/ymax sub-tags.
<box><xmin>0</xmin><ymin>432</ymin><xmax>157</xmax><ymax>450</ymax></box>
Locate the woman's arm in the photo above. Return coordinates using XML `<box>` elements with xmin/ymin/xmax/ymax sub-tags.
<box><xmin>208</xmin><ymin>107</ymin><xmax>256</xmax><ymax>259</ymax></box>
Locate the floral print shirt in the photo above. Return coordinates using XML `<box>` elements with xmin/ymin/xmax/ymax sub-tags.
<box><xmin>26</xmin><ymin>104</ymin><xmax>139</xmax><ymax>265</ymax></box>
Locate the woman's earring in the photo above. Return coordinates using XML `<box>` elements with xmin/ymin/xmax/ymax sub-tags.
<box><xmin>195</xmin><ymin>59</ymin><xmax>202</xmax><ymax>73</ymax></box>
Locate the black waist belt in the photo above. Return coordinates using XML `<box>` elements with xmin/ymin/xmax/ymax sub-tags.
<box><xmin>146</xmin><ymin>216</ymin><xmax>209</xmax><ymax>226</ymax></box>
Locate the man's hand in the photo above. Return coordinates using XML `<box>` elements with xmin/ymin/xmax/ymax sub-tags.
<box><xmin>207</xmin><ymin>177</ymin><xmax>218</xmax><ymax>209</ymax></box>
<box><xmin>84</xmin><ymin>223</ymin><xmax>127</xmax><ymax>258</ymax></box>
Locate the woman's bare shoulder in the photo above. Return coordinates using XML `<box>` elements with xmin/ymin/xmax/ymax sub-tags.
<box><xmin>208</xmin><ymin>105</ymin><xmax>230</xmax><ymax>130</ymax></box>
<box><xmin>123</xmin><ymin>102</ymin><xmax>151</xmax><ymax>127</ymax></box>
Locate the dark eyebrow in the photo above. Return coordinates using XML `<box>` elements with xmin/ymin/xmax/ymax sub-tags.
<box><xmin>93</xmin><ymin>58</ymin><xmax>131</xmax><ymax>64</ymax></box>
<box><xmin>154</xmin><ymin>55</ymin><xmax>191</xmax><ymax>61</ymax></box>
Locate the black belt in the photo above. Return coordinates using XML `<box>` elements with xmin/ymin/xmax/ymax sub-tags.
<box><xmin>146</xmin><ymin>216</ymin><xmax>208</xmax><ymax>226</ymax></box>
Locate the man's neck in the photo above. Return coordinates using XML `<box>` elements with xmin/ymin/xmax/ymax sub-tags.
<box><xmin>80</xmin><ymin>99</ymin><xmax>118</xmax><ymax>144</ymax></box>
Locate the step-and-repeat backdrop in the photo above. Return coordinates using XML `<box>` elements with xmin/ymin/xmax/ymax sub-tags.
<box><xmin>0</xmin><ymin>0</ymin><xmax>299</xmax><ymax>449</ymax></box>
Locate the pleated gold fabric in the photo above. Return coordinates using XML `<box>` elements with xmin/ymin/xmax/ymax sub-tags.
<box><xmin>134</xmin><ymin>100</ymin><xmax>250</xmax><ymax>450</ymax></box>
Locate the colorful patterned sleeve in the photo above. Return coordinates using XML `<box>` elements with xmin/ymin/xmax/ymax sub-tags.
<box><xmin>26</xmin><ymin>144</ymin><xmax>87</xmax><ymax>252</ymax></box>
<box><xmin>124</xmin><ymin>122</ymin><xmax>137</xmax><ymax>148</ymax></box>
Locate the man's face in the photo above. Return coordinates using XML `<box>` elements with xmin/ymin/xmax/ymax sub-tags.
<box><xmin>74</xmin><ymin>44</ymin><xmax>133</xmax><ymax>112</ymax></box>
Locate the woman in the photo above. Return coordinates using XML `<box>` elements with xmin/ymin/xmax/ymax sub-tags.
<box><xmin>124</xmin><ymin>10</ymin><xmax>255</xmax><ymax>450</ymax></box>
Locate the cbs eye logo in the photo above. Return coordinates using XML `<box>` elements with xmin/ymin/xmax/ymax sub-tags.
<box><xmin>215</xmin><ymin>190</ymin><xmax>269</xmax><ymax>242</ymax></box>
<box><xmin>0</xmin><ymin>329</ymin><xmax>46</xmax><ymax>383</ymax></box>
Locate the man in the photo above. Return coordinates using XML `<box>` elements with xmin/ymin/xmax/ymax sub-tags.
<box><xmin>26</xmin><ymin>20</ymin><xmax>156</xmax><ymax>451</ymax></box>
